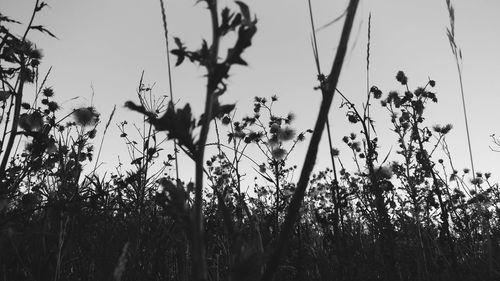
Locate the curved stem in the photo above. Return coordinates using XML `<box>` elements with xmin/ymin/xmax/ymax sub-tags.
<box><xmin>159</xmin><ymin>0</ymin><xmax>181</xmax><ymax>182</ymax></box>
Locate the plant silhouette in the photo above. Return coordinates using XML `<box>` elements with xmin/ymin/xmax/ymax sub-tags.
<box><xmin>1</xmin><ymin>1</ymin><xmax>499</xmax><ymax>281</ymax></box>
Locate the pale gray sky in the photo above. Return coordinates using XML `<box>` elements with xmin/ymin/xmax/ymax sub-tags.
<box><xmin>2</xmin><ymin>0</ymin><xmax>500</xmax><ymax>183</ymax></box>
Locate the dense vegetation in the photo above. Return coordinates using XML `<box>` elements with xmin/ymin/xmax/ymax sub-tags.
<box><xmin>1</xmin><ymin>1</ymin><xmax>499</xmax><ymax>280</ymax></box>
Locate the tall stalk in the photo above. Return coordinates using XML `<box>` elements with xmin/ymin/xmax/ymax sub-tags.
<box><xmin>260</xmin><ymin>1</ymin><xmax>359</xmax><ymax>280</ymax></box>
<box><xmin>127</xmin><ymin>2</ymin><xmax>256</xmax><ymax>279</ymax></box>
<box><xmin>191</xmin><ymin>0</ymin><xmax>221</xmax><ymax>277</ymax></box>
<box><xmin>159</xmin><ymin>0</ymin><xmax>180</xmax><ymax>182</ymax></box>
<box><xmin>410</xmin><ymin>102</ymin><xmax>456</xmax><ymax>271</ymax></box>
<box><xmin>445</xmin><ymin>0</ymin><xmax>475</xmax><ymax>178</ymax></box>
<box><xmin>445</xmin><ymin>1</ymin><xmax>493</xmax><ymax>276</ymax></box>
<box><xmin>308</xmin><ymin>0</ymin><xmax>343</xmax><ymax>276</ymax></box>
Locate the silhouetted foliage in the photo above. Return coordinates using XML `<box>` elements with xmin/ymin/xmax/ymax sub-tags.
<box><xmin>1</xmin><ymin>1</ymin><xmax>499</xmax><ymax>281</ymax></box>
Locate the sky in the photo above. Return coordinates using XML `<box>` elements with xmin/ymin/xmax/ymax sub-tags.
<box><xmin>2</xmin><ymin>0</ymin><xmax>500</xmax><ymax>185</ymax></box>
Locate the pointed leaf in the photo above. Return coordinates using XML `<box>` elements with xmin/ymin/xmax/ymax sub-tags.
<box><xmin>35</xmin><ymin>2</ymin><xmax>48</xmax><ymax>12</ymax></box>
<box><xmin>171</xmin><ymin>49</ymin><xmax>186</xmax><ymax>66</ymax></box>
<box><xmin>173</xmin><ymin>37</ymin><xmax>184</xmax><ymax>49</ymax></box>
<box><xmin>0</xmin><ymin>13</ymin><xmax>21</xmax><ymax>24</ymax></box>
<box><xmin>235</xmin><ymin>1</ymin><xmax>250</xmax><ymax>22</ymax></box>
<box><xmin>30</xmin><ymin>25</ymin><xmax>58</xmax><ymax>39</ymax></box>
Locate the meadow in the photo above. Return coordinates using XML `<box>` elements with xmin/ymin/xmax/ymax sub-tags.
<box><xmin>1</xmin><ymin>0</ymin><xmax>499</xmax><ymax>280</ymax></box>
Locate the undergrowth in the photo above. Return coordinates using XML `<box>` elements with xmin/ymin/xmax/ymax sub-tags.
<box><xmin>1</xmin><ymin>1</ymin><xmax>499</xmax><ymax>281</ymax></box>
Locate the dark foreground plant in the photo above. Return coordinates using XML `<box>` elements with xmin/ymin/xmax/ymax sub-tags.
<box><xmin>126</xmin><ymin>1</ymin><xmax>256</xmax><ymax>280</ymax></box>
<box><xmin>2</xmin><ymin>1</ymin><xmax>500</xmax><ymax>281</ymax></box>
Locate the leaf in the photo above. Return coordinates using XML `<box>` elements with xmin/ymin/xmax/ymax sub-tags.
<box><xmin>198</xmin><ymin>39</ymin><xmax>210</xmax><ymax>65</ymax></box>
<box><xmin>173</xmin><ymin>37</ymin><xmax>184</xmax><ymax>49</ymax></box>
<box><xmin>219</xmin><ymin>7</ymin><xmax>234</xmax><ymax>35</ymax></box>
<box><xmin>124</xmin><ymin>101</ymin><xmax>148</xmax><ymax>115</ymax></box>
<box><xmin>30</xmin><ymin>25</ymin><xmax>58</xmax><ymax>39</ymax></box>
<box><xmin>0</xmin><ymin>13</ymin><xmax>21</xmax><ymax>24</ymax></box>
<box><xmin>216</xmin><ymin>103</ymin><xmax>236</xmax><ymax>118</ymax></box>
<box><xmin>235</xmin><ymin>1</ymin><xmax>251</xmax><ymax>23</ymax></box>
<box><xmin>230</xmin><ymin>13</ymin><xmax>242</xmax><ymax>29</ymax></box>
<box><xmin>221</xmin><ymin>7</ymin><xmax>231</xmax><ymax>23</ymax></box>
<box><xmin>126</xmin><ymin>100</ymin><xmax>197</xmax><ymax>157</ymax></box>
<box><xmin>157</xmin><ymin>178</ymin><xmax>191</xmax><ymax>231</ymax></box>
<box><xmin>198</xmin><ymin>101</ymin><xmax>236</xmax><ymax>126</ymax></box>
<box><xmin>224</xmin><ymin>15</ymin><xmax>257</xmax><ymax>66</ymax></box>
<box><xmin>0</xmin><ymin>90</ymin><xmax>12</xmax><ymax>102</ymax></box>
<box><xmin>226</xmin><ymin>47</ymin><xmax>247</xmax><ymax>65</ymax></box>
<box><xmin>131</xmin><ymin>157</ymin><xmax>143</xmax><ymax>165</ymax></box>
<box><xmin>171</xmin><ymin>49</ymin><xmax>186</xmax><ymax>66</ymax></box>
<box><xmin>315</xmin><ymin>9</ymin><xmax>347</xmax><ymax>32</ymax></box>
<box><xmin>252</xmin><ymin>167</ymin><xmax>274</xmax><ymax>184</ymax></box>
<box><xmin>380</xmin><ymin>146</ymin><xmax>392</xmax><ymax>166</ymax></box>
<box><xmin>35</xmin><ymin>2</ymin><xmax>48</xmax><ymax>12</ymax></box>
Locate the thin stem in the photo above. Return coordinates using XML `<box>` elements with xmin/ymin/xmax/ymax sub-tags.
<box><xmin>365</xmin><ymin>13</ymin><xmax>371</xmax><ymax>136</ymax></box>
<box><xmin>456</xmin><ymin>61</ymin><xmax>475</xmax><ymax>178</ymax></box>
<box><xmin>92</xmin><ymin>105</ymin><xmax>116</xmax><ymax>173</ymax></box>
<box><xmin>159</xmin><ymin>0</ymin><xmax>180</xmax><ymax>182</ymax></box>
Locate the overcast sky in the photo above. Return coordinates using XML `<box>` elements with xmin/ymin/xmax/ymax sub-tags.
<box><xmin>3</xmin><ymin>0</ymin><xmax>500</xmax><ymax>184</ymax></box>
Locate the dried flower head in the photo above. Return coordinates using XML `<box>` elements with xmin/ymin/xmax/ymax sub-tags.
<box><xmin>347</xmin><ymin>113</ymin><xmax>358</xmax><ymax>124</ymax></box>
<box><xmin>470</xmin><ymin>177</ymin><xmax>483</xmax><ymax>185</ymax></box>
<box><xmin>43</xmin><ymin>87</ymin><xmax>54</xmax><ymax>97</ymax></box>
<box><xmin>19</xmin><ymin>111</ymin><xmax>44</xmax><ymax>132</ymax></box>
<box><xmin>270</xmin><ymin>123</ymin><xmax>280</xmax><ymax>134</ymax></box>
<box><xmin>370</xmin><ymin>86</ymin><xmax>383</xmax><ymax>99</ymax></box>
<box><xmin>221</xmin><ymin>115</ymin><xmax>231</xmax><ymax>125</ymax></box>
<box><xmin>73</xmin><ymin>106</ymin><xmax>99</xmax><ymax>126</ymax></box>
<box><xmin>271</xmin><ymin>147</ymin><xmax>286</xmax><ymax>160</ymax></box>
<box><xmin>396</xmin><ymin>71</ymin><xmax>408</xmax><ymax>85</ymax></box>
<box><xmin>278</xmin><ymin>126</ymin><xmax>295</xmax><ymax>141</ymax></box>
<box><xmin>259</xmin><ymin>163</ymin><xmax>266</xmax><ymax>173</ymax></box>
<box><xmin>48</xmin><ymin>101</ymin><xmax>59</xmax><ymax>112</ymax></box>
<box><xmin>297</xmin><ymin>133</ymin><xmax>305</xmax><ymax>141</ymax></box>
<box><xmin>376</xmin><ymin>166</ymin><xmax>393</xmax><ymax>179</ymax></box>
